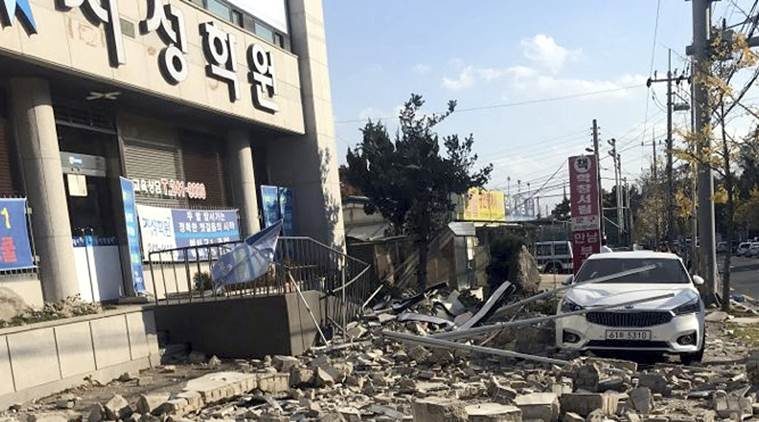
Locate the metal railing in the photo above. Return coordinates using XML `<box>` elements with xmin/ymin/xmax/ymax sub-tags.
<box><xmin>146</xmin><ymin>236</ymin><xmax>374</xmax><ymax>327</ymax></box>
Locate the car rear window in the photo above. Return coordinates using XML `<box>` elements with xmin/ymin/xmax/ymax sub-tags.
<box><xmin>575</xmin><ymin>258</ymin><xmax>690</xmax><ymax>284</ymax></box>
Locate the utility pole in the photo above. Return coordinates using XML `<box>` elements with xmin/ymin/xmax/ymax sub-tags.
<box><xmin>647</xmin><ymin>49</ymin><xmax>691</xmax><ymax>247</ymax></box>
<box><xmin>617</xmin><ymin>150</ymin><xmax>623</xmax><ymax>236</ymax></box>
<box><xmin>592</xmin><ymin>119</ymin><xmax>604</xmax><ymax>239</ymax></box>
<box><xmin>689</xmin><ymin>0</ymin><xmax>718</xmax><ymax>301</ymax></box>
<box><xmin>652</xmin><ymin>135</ymin><xmax>660</xmax><ymax>248</ymax></box>
<box><xmin>625</xmin><ymin>177</ymin><xmax>635</xmax><ymax>246</ymax></box>
<box><xmin>608</xmin><ymin>138</ymin><xmax>622</xmax><ymax>245</ymax></box>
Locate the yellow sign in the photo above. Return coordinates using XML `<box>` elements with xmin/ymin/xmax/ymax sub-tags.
<box><xmin>457</xmin><ymin>189</ymin><xmax>506</xmax><ymax>222</ymax></box>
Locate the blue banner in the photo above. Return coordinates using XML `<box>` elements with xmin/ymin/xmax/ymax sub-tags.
<box><xmin>0</xmin><ymin>198</ymin><xmax>35</xmax><ymax>271</ymax></box>
<box><xmin>261</xmin><ymin>185</ymin><xmax>295</xmax><ymax>236</ymax></box>
<box><xmin>211</xmin><ymin>220</ymin><xmax>282</xmax><ymax>285</ymax></box>
<box><xmin>137</xmin><ymin>205</ymin><xmax>241</xmax><ymax>261</ymax></box>
<box><xmin>120</xmin><ymin>177</ymin><xmax>146</xmax><ymax>293</ymax></box>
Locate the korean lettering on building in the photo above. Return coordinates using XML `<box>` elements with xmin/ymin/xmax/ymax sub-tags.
<box><xmin>568</xmin><ymin>155</ymin><xmax>601</xmax><ymax>273</ymax></box>
<box><xmin>0</xmin><ymin>0</ymin><xmax>279</xmax><ymax>113</ymax></box>
<box><xmin>132</xmin><ymin>178</ymin><xmax>207</xmax><ymax>200</ymax></box>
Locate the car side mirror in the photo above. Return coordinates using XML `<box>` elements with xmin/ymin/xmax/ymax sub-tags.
<box><xmin>692</xmin><ymin>275</ymin><xmax>705</xmax><ymax>286</ymax></box>
<box><xmin>562</xmin><ymin>275</ymin><xmax>574</xmax><ymax>286</ymax></box>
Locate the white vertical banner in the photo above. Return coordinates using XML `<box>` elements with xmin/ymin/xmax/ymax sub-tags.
<box><xmin>136</xmin><ymin>204</ymin><xmax>177</xmax><ymax>257</ymax></box>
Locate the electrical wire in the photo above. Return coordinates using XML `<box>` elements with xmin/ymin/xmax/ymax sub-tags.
<box><xmin>334</xmin><ymin>84</ymin><xmax>646</xmax><ymax>124</ymax></box>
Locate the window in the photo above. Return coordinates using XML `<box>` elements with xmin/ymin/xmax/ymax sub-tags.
<box><xmin>575</xmin><ymin>258</ymin><xmax>690</xmax><ymax>284</ymax></box>
<box><xmin>273</xmin><ymin>32</ymin><xmax>285</xmax><ymax>49</ymax></box>
<box><xmin>243</xmin><ymin>14</ymin><xmax>255</xmax><ymax>32</ymax></box>
<box><xmin>255</xmin><ymin>21</ymin><xmax>274</xmax><ymax>43</ymax></box>
<box><xmin>536</xmin><ymin>244</ymin><xmax>552</xmax><ymax>257</ymax></box>
<box><xmin>231</xmin><ymin>10</ymin><xmax>243</xmax><ymax>28</ymax></box>
<box><xmin>206</xmin><ymin>0</ymin><xmax>230</xmax><ymax>20</ymax></box>
<box><xmin>554</xmin><ymin>243</ymin><xmax>569</xmax><ymax>255</ymax></box>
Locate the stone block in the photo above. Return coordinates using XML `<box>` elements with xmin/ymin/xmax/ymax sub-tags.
<box><xmin>183</xmin><ymin>371</ymin><xmax>258</xmax><ymax>404</ymax></box>
<box><xmin>103</xmin><ymin>394</ymin><xmax>132</xmax><ymax>420</ymax></box>
<box><xmin>7</xmin><ymin>327</ymin><xmax>60</xmax><ymax>390</ymax></box>
<box><xmin>0</xmin><ymin>336</ymin><xmax>15</xmax><ymax>394</ymax></box>
<box><xmin>465</xmin><ymin>403</ymin><xmax>523</xmax><ymax>421</ymax></box>
<box><xmin>412</xmin><ymin>396</ymin><xmax>468</xmax><ymax>422</ymax></box>
<box><xmin>712</xmin><ymin>389</ymin><xmax>754</xmax><ymax>419</ymax></box>
<box><xmin>637</xmin><ymin>372</ymin><xmax>670</xmax><ymax>396</ymax></box>
<box><xmin>272</xmin><ymin>355</ymin><xmax>300</xmax><ymax>372</ymax></box>
<box><xmin>91</xmin><ymin>315</ymin><xmax>131</xmax><ymax>369</ymax></box>
<box><xmin>559</xmin><ymin>393</ymin><xmax>618</xmax><ymax>417</ymax></box>
<box><xmin>125</xmin><ymin>312</ymin><xmax>150</xmax><ymax>359</ymax></box>
<box><xmin>629</xmin><ymin>387</ymin><xmax>652</xmax><ymax>414</ymax></box>
<box><xmin>514</xmin><ymin>392</ymin><xmax>560</xmax><ymax>422</ymax></box>
<box><xmin>135</xmin><ymin>393</ymin><xmax>171</xmax><ymax>415</ymax></box>
<box><xmin>257</xmin><ymin>372</ymin><xmax>289</xmax><ymax>394</ymax></box>
<box><xmin>55</xmin><ymin>321</ymin><xmax>95</xmax><ymax>378</ymax></box>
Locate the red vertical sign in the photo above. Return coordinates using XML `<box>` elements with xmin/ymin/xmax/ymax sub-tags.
<box><xmin>568</xmin><ymin>155</ymin><xmax>601</xmax><ymax>273</ymax></box>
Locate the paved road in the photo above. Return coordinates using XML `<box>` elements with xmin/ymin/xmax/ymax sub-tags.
<box><xmin>722</xmin><ymin>255</ymin><xmax>759</xmax><ymax>298</ymax></box>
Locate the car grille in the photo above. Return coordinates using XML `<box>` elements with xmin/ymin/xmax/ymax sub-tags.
<box><xmin>585</xmin><ymin>311</ymin><xmax>673</xmax><ymax>327</ymax></box>
<box><xmin>587</xmin><ymin>340</ymin><xmax>669</xmax><ymax>348</ymax></box>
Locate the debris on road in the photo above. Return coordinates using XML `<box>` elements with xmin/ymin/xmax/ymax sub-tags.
<box><xmin>1</xmin><ymin>281</ymin><xmax>756</xmax><ymax>421</ymax></box>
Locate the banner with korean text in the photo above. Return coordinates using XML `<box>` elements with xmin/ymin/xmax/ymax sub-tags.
<box><xmin>0</xmin><ymin>198</ymin><xmax>35</xmax><ymax>271</ymax></box>
<box><xmin>120</xmin><ymin>177</ymin><xmax>146</xmax><ymax>293</ymax></box>
<box><xmin>136</xmin><ymin>205</ymin><xmax>240</xmax><ymax>260</ymax></box>
<box><xmin>568</xmin><ymin>155</ymin><xmax>601</xmax><ymax>273</ymax></box>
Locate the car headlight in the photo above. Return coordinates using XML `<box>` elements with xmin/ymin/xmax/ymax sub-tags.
<box><xmin>673</xmin><ymin>297</ymin><xmax>701</xmax><ymax>315</ymax></box>
<box><xmin>560</xmin><ymin>298</ymin><xmax>584</xmax><ymax>313</ymax></box>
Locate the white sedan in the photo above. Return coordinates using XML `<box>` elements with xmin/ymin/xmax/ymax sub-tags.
<box><xmin>555</xmin><ymin>251</ymin><xmax>705</xmax><ymax>364</ymax></box>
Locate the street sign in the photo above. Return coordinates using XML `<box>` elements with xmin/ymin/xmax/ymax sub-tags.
<box><xmin>568</xmin><ymin>155</ymin><xmax>601</xmax><ymax>273</ymax></box>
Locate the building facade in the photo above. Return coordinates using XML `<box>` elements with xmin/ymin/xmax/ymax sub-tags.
<box><xmin>0</xmin><ymin>0</ymin><xmax>344</xmax><ymax>304</ymax></box>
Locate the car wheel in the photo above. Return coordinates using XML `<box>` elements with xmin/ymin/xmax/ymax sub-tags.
<box><xmin>680</xmin><ymin>333</ymin><xmax>705</xmax><ymax>365</ymax></box>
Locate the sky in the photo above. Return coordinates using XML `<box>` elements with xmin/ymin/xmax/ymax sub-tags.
<box><xmin>322</xmin><ymin>0</ymin><xmax>756</xmax><ymax>214</ymax></box>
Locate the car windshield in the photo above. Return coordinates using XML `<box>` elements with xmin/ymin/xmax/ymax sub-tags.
<box><xmin>575</xmin><ymin>258</ymin><xmax>690</xmax><ymax>284</ymax></box>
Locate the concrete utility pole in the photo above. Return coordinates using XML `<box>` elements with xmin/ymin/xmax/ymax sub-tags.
<box><xmin>592</xmin><ymin>119</ymin><xmax>605</xmax><ymax>238</ymax></box>
<box><xmin>689</xmin><ymin>0</ymin><xmax>718</xmax><ymax>299</ymax></box>
<box><xmin>647</xmin><ymin>49</ymin><xmax>692</xmax><ymax>247</ymax></box>
<box><xmin>608</xmin><ymin>138</ymin><xmax>623</xmax><ymax>244</ymax></box>
<box><xmin>652</xmin><ymin>134</ymin><xmax>660</xmax><ymax>247</ymax></box>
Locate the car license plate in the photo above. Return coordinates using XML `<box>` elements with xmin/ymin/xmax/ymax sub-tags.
<box><xmin>605</xmin><ymin>330</ymin><xmax>651</xmax><ymax>341</ymax></box>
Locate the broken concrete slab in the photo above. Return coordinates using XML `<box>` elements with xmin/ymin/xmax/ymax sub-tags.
<box><xmin>628</xmin><ymin>387</ymin><xmax>652</xmax><ymax>414</ymax></box>
<box><xmin>558</xmin><ymin>392</ymin><xmax>618</xmax><ymax>417</ymax></box>
<box><xmin>412</xmin><ymin>397</ymin><xmax>468</xmax><ymax>422</ymax></box>
<box><xmin>103</xmin><ymin>394</ymin><xmax>132</xmax><ymax>420</ymax></box>
<box><xmin>183</xmin><ymin>371</ymin><xmax>258</xmax><ymax>403</ymax></box>
<box><xmin>637</xmin><ymin>372</ymin><xmax>670</xmax><ymax>396</ymax></box>
<box><xmin>135</xmin><ymin>393</ymin><xmax>171</xmax><ymax>415</ymax></box>
<box><xmin>465</xmin><ymin>403</ymin><xmax>522</xmax><ymax>421</ymax></box>
<box><xmin>514</xmin><ymin>392</ymin><xmax>559</xmax><ymax>422</ymax></box>
<box><xmin>272</xmin><ymin>355</ymin><xmax>301</xmax><ymax>373</ymax></box>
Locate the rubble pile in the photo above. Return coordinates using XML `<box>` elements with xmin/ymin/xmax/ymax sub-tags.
<box><xmin>3</xmin><ymin>284</ymin><xmax>759</xmax><ymax>421</ymax></box>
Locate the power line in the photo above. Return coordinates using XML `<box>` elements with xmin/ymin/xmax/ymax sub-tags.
<box><xmin>333</xmin><ymin>84</ymin><xmax>647</xmax><ymax>124</ymax></box>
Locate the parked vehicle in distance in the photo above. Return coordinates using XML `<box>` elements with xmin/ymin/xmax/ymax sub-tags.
<box><xmin>535</xmin><ymin>241</ymin><xmax>573</xmax><ymax>274</ymax></box>
<box><xmin>737</xmin><ymin>242</ymin><xmax>751</xmax><ymax>256</ymax></box>
<box><xmin>717</xmin><ymin>242</ymin><xmax>728</xmax><ymax>253</ymax></box>
<box><xmin>748</xmin><ymin>243</ymin><xmax>759</xmax><ymax>257</ymax></box>
<box><xmin>555</xmin><ymin>251</ymin><xmax>705</xmax><ymax>364</ymax></box>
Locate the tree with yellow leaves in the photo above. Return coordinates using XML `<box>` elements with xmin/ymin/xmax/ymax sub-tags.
<box><xmin>675</xmin><ymin>27</ymin><xmax>759</xmax><ymax>310</ymax></box>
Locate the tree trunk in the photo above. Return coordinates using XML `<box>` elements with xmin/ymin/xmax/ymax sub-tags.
<box><xmin>416</xmin><ymin>241</ymin><xmax>428</xmax><ymax>291</ymax></box>
<box><xmin>721</xmin><ymin>103</ymin><xmax>733</xmax><ymax>311</ymax></box>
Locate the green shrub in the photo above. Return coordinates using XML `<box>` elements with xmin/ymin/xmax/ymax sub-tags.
<box><xmin>193</xmin><ymin>272</ymin><xmax>213</xmax><ymax>291</ymax></box>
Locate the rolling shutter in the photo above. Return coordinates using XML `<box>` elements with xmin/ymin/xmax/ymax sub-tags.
<box><xmin>123</xmin><ymin>138</ymin><xmax>184</xmax><ymax>208</ymax></box>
